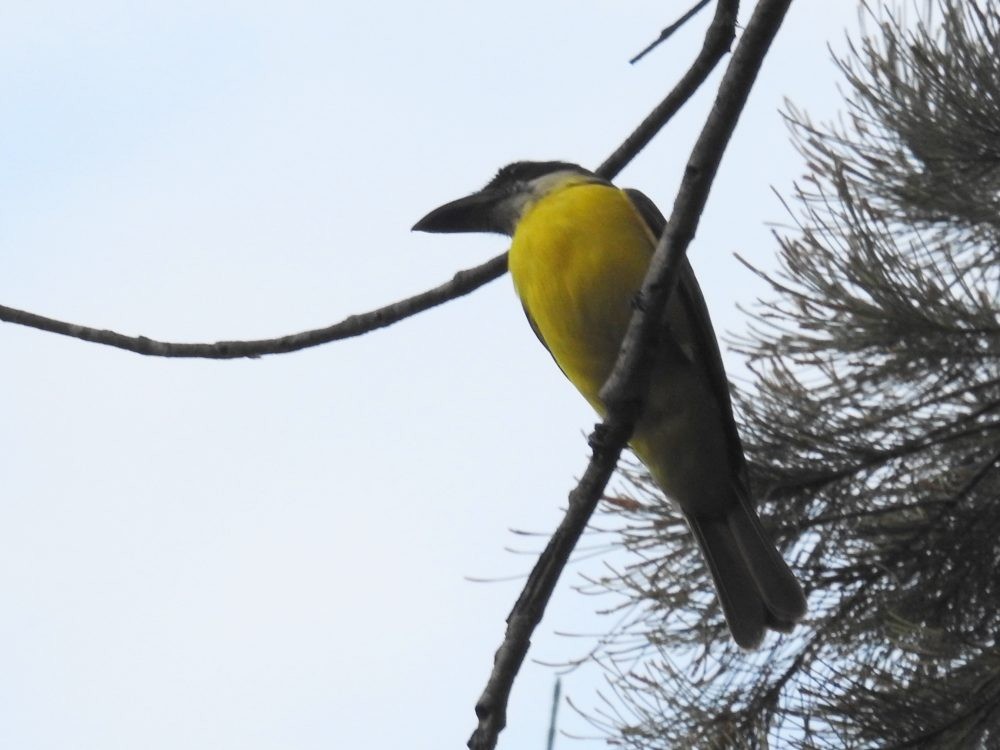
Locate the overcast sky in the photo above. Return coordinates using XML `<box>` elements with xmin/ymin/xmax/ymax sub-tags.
<box><xmin>2</xmin><ymin>2</ymin><xmax>862</xmax><ymax>748</ymax></box>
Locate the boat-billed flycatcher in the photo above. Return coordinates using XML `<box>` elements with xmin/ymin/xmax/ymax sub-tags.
<box><xmin>413</xmin><ymin>161</ymin><xmax>806</xmax><ymax>648</ymax></box>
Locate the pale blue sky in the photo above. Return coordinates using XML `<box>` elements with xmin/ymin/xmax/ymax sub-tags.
<box><xmin>2</xmin><ymin>2</ymin><xmax>860</xmax><ymax>748</ymax></box>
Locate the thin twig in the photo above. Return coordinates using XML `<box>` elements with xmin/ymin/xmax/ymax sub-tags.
<box><xmin>546</xmin><ymin>678</ymin><xmax>562</xmax><ymax>750</ymax></box>
<box><xmin>630</xmin><ymin>0</ymin><xmax>713</xmax><ymax>65</ymax></box>
<box><xmin>467</xmin><ymin>1</ymin><xmax>796</xmax><ymax>748</ymax></box>
<box><xmin>598</xmin><ymin>0</ymin><xmax>738</xmax><ymax>181</ymax></box>
<box><xmin>0</xmin><ymin>253</ymin><xmax>508</xmax><ymax>358</ymax></box>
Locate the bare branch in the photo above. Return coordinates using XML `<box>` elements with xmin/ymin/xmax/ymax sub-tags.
<box><xmin>630</xmin><ymin>0</ymin><xmax>713</xmax><ymax>65</ymax></box>
<box><xmin>597</xmin><ymin>0</ymin><xmax>738</xmax><ymax>181</ymax></box>
<box><xmin>0</xmin><ymin>253</ymin><xmax>507</xmax><ymax>358</ymax></box>
<box><xmin>467</xmin><ymin>1</ymin><xmax>797</xmax><ymax>748</ymax></box>
<box><xmin>3</xmin><ymin>0</ymin><xmax>731</xmax><ymax>356</ymax></box>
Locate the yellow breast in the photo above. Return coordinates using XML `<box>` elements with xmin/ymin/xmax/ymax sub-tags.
<box><xmin>507</xmin><ymin>181</ymin><xmax>655</xmax><ymax>411</ymax></box>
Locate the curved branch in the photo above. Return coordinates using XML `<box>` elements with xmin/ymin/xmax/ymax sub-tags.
<box><xmin>467</xmin><ymin>1</ymin><xmax>796</xmax><ymax>748</ymax></box>
<box><xmin>0</xmin><ymin>253</ymin><xmax>508</xmax><ymax>358</ymax></box>
<box><xmin>5</xmin><ymin>0</ymin><xmax>728</xmax><ymax>359</ymax></box>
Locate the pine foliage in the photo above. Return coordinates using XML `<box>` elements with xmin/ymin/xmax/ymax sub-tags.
<box><xmin>585</xmin><ymin>3</ymin><xmax>1000</xmax><ymax>747</ymax></box>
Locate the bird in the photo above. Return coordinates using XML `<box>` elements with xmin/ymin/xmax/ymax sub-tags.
<box><xmin>412</xmin><ymin>160</ymin><xmax>806</xmax><ymax>648</ymax></box>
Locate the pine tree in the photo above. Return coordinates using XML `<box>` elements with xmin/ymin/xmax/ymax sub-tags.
<box><xmin>585</xmin><ymin>2</ymin><xmax>1000</xmax><ymax>746</ymax></box>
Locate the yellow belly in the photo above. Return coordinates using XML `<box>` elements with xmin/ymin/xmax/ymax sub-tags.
<box><xmin>508</xmin><ymin>182</ymin><xmax>655</xmax><ymax>412</ymax></box>
<box><xmin>509</xmin><ymin>180</ymin><xmax>736</xmax><ymax>514</ymax></box>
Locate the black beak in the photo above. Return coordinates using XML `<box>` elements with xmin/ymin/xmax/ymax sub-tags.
<box><xmin>412</xmin><ymin>189</ymin><xmax>506</xmax><ymax>234</ymax></box>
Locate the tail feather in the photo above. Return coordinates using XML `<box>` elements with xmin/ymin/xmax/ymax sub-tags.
<box><xmin>688</xmin><ymin>517</ymin><xmax>768</xmax><ymax>649</ymax></box>
<box><xmin>688</xmin><ymin>500</ymin><xmax>806</xmax><ymax>649</ymax></box>
<box><xmin>727</xmin><ymin>498</ymin><xmax>807</xmax><ymax>623</ymax></box>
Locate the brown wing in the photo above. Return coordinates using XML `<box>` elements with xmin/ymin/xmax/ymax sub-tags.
<box><xmin>624</xmin><ymin>187</ymin><xmax>749</xmax><ymax>476</ymax></box>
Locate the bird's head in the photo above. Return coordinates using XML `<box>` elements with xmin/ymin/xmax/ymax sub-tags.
<box><xmin>412</xmin><ymin>161</ymin><xmax>595</xmax><ymax>237</ymax></box>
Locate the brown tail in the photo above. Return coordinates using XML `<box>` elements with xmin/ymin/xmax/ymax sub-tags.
<box><xmin>687</xmin><ymin>496</ymin><xmax>806</xmax><ymax>649</ymax></box>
